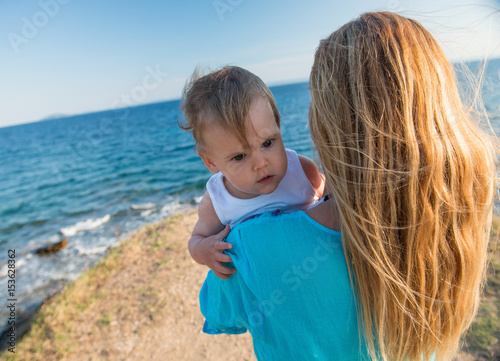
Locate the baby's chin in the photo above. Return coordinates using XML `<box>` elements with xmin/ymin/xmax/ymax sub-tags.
<box><xmin>258</xmin><ymin>183</ymin><xmax>281</xmax><ymax>195</ymax></box>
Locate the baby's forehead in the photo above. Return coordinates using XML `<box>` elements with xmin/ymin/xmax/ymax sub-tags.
<box><xmin>245</xmin><ymin>118</ymin><xmax>281</xmax><ymax>139</ymax></box>
<box><xmin>202</xmin><ymin>110</ymin><xmax>280</xmax><ymax>135</ymax></box>
<box><xmin>199</xmin><ymin>118</ymin><xmax>247</xmax><ymax>148</ymax></box>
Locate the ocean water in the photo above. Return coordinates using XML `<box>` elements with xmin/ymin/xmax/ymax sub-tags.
<box><xmin>1</xmin><ymin>60</ymin><xmax>499</xmax><ymax>335</ymax></box>
<box><xmin>0</xmin><ymin>81</ymin><xmax>313</xmax><ymax>334</ymax></box>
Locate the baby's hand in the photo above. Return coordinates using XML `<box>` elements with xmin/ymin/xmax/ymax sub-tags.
<box><xmin>197</xmin><ymin>225</ymin><xmax>235</xmax><ymax>280</ymax></box>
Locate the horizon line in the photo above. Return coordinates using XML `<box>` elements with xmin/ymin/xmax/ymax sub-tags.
<box><xmin>2</xmin><ymin>53</ymin><xmax>499</xmax><ymax>130</ymax></box>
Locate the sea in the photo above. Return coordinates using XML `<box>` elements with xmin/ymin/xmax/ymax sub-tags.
<box><xmin>0</xmin><ymin>59</ymin><xmax>499</xmax><ymax>337</ymax></box>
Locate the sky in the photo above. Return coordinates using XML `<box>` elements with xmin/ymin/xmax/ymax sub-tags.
<box><xmin>1</xmin><ymin>0</ymin><xmax>499</xmax><ymax>128</ymax></box>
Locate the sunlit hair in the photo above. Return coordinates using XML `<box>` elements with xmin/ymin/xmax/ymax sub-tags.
<box><xmin>309</xmin><ymin>11</ymin><xmax>496</xmax><ymax>361</ymax></box>
<box><xmin>179</xmin><ymin>66</ymin><xmax>280</xmax><ymax>153</ymax></box>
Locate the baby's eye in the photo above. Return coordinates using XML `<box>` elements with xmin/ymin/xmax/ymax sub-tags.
<box><xmin>263</xmin><ymin>139</ymin><xmax>273</xmax><ymax>148</ymax></box>
<box><xmin>232</xmin><ymin>154</ymin><xmax>245</xmax><ymax>161</ymax></box>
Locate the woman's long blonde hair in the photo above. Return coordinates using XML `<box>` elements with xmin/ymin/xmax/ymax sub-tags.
<box><xmin>309</xmin><ymin>12</ymin><xmax>496</xmax><ymax>361</ymax></box>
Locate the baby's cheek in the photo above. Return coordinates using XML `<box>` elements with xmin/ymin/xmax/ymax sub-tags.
<box><xmin>277</xmin><ymin>151</ymin><xmax>288</xmax><ymax>171</ymax></box>
<box><xmin>228</xmin><ymin>164</ymin><xmax>246</xmax><ymax>176</ymax></box>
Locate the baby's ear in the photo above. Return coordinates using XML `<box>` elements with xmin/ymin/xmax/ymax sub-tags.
<box><xmin>198</xmin><ymin>150</ymin><xmax>219</xmax><ymax>174</ymax></box>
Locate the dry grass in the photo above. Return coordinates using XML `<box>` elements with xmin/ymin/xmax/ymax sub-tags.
<box><xmin>1</xmin><ymin>210</ymin><xmax>255</xmax><ymax>361</ymax></box>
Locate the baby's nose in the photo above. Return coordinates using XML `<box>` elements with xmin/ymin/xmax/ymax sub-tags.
<box><xmin>253</xmin><ymin>153</ymin><xmax>268</xmax><ymax>170</ymax></box>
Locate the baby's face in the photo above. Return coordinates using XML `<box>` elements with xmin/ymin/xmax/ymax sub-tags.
<box><xmin>200</xmin><ymin>97</ymin><xmax>287</xmax><ymax>199</ymax></box>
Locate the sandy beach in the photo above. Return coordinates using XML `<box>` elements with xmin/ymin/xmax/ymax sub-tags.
<box><xmin>2</xmin><ymin>210</ymin><xmax>497</xmax><ymax>361</ymax></box>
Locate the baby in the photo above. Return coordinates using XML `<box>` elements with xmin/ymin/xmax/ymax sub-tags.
<box><xmin>180</xmin><ymin>66</ymin><xmax>324</xmax><ymax>279</ymax></box>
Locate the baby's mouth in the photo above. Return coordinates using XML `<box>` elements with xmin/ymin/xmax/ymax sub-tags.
<box><xmin>258</xmin><ymin>175</ymin><xmax>274</xmax><ymax>184</ymax></box>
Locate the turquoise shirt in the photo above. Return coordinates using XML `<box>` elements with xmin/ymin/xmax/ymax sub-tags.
<box><xmin>200</xmin><ymin>210</ymin><xmax>371</xmax><ymax>360</ymax></box>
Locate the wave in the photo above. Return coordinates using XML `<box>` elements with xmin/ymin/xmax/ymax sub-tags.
<box><xmin>0</xmin><ymin>253</ymin><xmax>32</xmax><ymax>279</ymax></box>
<box><xmin>130</xmin><ymin>202</ymin><xmax>156</xmax><ymax>210</ymax></box>
<box><xmin>141</xmin><ymin>209</ymin><xmax>154</xmax><ymax>217</ymax></box>
<box><xmin>64</xmin><ymin>209</ymin><xmax>95</xmax><ymax>217</ymax></box>
<box><xmin>75</xmin><ymin>245</ymin><xmax>109</xmax><ymax>256</ymax></box>
<box><xmin>1</xmin><ymin>218</ymin><xmax>48</xmax><ymax>235</ymax></box>
<box><xmin>60</xmin><ymin>214</ymin><xmax>111</xmax><ymax>237</ymax></box>
<box><xmin>160</xmin><ymin>201</ymin><xmax>182</xmax><ymax>215</ymax></box>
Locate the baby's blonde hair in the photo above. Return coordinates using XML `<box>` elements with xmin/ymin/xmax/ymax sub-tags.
<box><xmin>180</xmin><ymin>66</ymin><xmax>280</xmax><ymax>153</ymax></box>
<box><xmin>309</xmin><ymin>11</ymin><xmax>496</xmax><ymax>361</ymax></box>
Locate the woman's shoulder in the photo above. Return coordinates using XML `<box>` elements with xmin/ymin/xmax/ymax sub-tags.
<box><xmin>225</xmin><ymin>209</ymin><xmax>345</xmax><ymax>282</ymax></box>
<box><xmin>234</xmin><ymin>209</ymin><xmax>304</xmax><ymax>227</ymax></box>
<box><xmin>230</xmin><ymin>209</ymin><xmax>341</xmax><ymax>241</ymax></box>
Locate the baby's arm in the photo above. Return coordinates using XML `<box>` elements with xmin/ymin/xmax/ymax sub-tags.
<box><xmin>298</xmin><ymin>155</ymin><xmax>325</xmax><ymax>198</ymax></box>
<box><xmin>189</xmin><ymin>192</ymin><xmax>236</xmax><ymax>280</ymax></box>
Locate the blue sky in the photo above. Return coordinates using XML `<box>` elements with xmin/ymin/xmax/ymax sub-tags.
<box><xmin>1</xmin><ymin>0</ymin><xmax>499</xmax><ymax>128</ymax></box>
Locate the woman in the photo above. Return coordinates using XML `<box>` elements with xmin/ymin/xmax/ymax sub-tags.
<box><xmin>199</xmin><ymin>12</ymin><xmax>496</xmax><ymax>361</ymax></box>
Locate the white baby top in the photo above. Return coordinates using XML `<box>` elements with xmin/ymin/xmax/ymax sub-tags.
<box><xmin>206</xmin><ymin>149</ymin><xmax>319</xmax><ymax>227</ymax></box>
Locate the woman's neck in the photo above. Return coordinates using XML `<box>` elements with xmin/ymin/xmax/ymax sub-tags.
<box><xmin>305</xmin><ymin>197</ymin><xmax>340</xmax><ymax>232</ymax></box>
